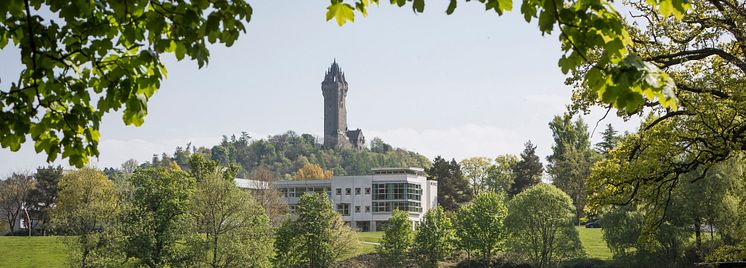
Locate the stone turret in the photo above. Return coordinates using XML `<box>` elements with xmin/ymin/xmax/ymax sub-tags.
<box><xmin>322</xmin><ymin>60</ymin><xmax>364</xmax><ymax>149</ymax></box>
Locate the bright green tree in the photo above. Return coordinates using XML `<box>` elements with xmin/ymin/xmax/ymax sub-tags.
<box><xmin>377</xmin><ymin>209</ymin><xmax>414</xmax><ymax>267</ymax></box>
<box><xmin>51</xmin><ymin>168</ymin><xmax>123</xmax><ymax>267</ymax></box>
<box><xmin>124</xmin><ymin>167</ymin><xmax>197</xmax><ymax>268</ymax></box>
<box><xmin>484</xmin><ymin>154</ymin><xmax>518</xmax><ymax>194</ymax></box>
<box><xmin>460</xmin><ymin>156</ymin><xmax>492</xmax><ymax>195</ymax></box>
<box><xmin>190</xmin><ymin>169</ymin><xmax>274</xmax><ymax>268</ymax></box>
<box><xmin>273</xmin><ymin>192</ymin><xmax>358</xmax><ymax>267</ymax></box>
<box><xmin>505</xmin><ymin>184</ymin><xmax>584</xmax><ymax>267</ymax></box>
<box><xmin>414</xmin><ymin>206</ymin><xmax>455</xmax><ymax>267</ymax></box>
<box><xmin>454</xmin><ymin>192</ymin><xmax>508</xmax><ymax>261</ymax></box>
<box><xmin>578</xmin><ymin>0</ymin><xmax>745</xmax><ymax>242</ymax></box>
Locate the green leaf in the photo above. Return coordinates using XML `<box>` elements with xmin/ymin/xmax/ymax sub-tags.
<box><xmin>413</xmin><ymin>0</ymin><xmax>425</xmax><ymax>13</ymax></box>
<box><xmin>326</xmin><ymin>3</ymin><xmax>355</xmax><ymax>26</ymax></box>
<box><xmin>658</xmin><ymin>0</ymin><xmax>689</xmax><ymax>19</ymax></box>
<box><xmin>498</xmin><ymin>0</ymin><xmax>513</xmax><ymax>12</ymax></box>
<box><xmin>175</xmin><ymin>42</ymin><xmax>187</xmax><ymax>61</ymax></box>
<box><xmin>446</xmin><ymin>0</ymin><xmax>457</xmax><ymax>15</ymax></box>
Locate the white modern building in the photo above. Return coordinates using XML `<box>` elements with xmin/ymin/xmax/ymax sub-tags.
<box><xmin>236</xmin><ymin>167</ymin><xmax>437</xmax><ymax>232</ymax></box>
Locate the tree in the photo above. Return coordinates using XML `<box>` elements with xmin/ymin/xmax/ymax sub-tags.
<box><xmin>509</xmin><ymin>141</ymin><xmax>543</xmax><ymax>196</ymax></box>
<box><xmin>454</xmin><ymin>192</ymin><xmax>508</xmax><ymax>261</ymax></box>
<box><xmin>273</xmin><ymin>192</ymin><xmax>358</xmax><ymax>267</ymax></box>
<box><xmin>600</xmin><ymin>206</ymin><xmax>644</xmax><ymax>258</ymax></box>
<box><xmin>294</xmin><ymin>162</ymin><xmax>333</xmax><ymax>179</ymax></box>
<box><xmin>505</xmin><ymin>184</ymin><xmax>584</xmax><ymax>267</ymax></box>
<box><xmin>370</xmin><ymin>137</ymin><xmax>393</xmax><ymax>153</ymax></box>
<box><xmin>377</xmin><ymin>209</ymin><xmax>414</xmax><ymax>267</ymax></box>
<box><xmin>484</xmin><ymin>154</ymin><xmax>518</xmax><ymax>194</ymax></box>
<box><xmin>546</xmin><ymin>115</ymin><xmax>591</xmax><ymax>164</ymax></box>
<box><xmin>546</xmin><ymin>115</ymin><xmax>598</xmax><ymax>223</ymax></box>
<box><xmin>26</xmin><ymin>165</ymin><xmax>63</xmax><ymax>235</ymax></box>
<box><xmin>273</xmin><ymin>220</ymin><xmax>304</xmax><ymax>267</ymax></box>
<box><xmin>600</xmin><ymin>205</ymin><xmax>690</xmax><ymax>266</ymax></box>
<box><xmin>124</xmin><ymin>167</ymin><xmax>197</xmax><ymax>268</ymax></box>
<box><xmin>248</xmin><ymin>166</ymin><xmax>288</xmax><ymax>226</ymax></box>
<box><xmin>188</xmin><ymin>153</ymin><xmax>239</xmax><ymax>182</ymax></box>
<box><xmin>414</xmin><ymin>206</ymin><xmax>455</xmax><ymax>267</ymax></box>
<box><xmin>0</xmin><ymin>173</ymin><xmax>34</xmax><ymax>234</ymax></box>
<box><xmin>427</xmin><ymin>156</ymin><xmax>472</xmax><ymax>211</ymax></box>
<box><xmin>190</xmin><ymin>169</ymin><xmax>273</xmax><ymax>268</ymax></box>
<box><xmin>0</xmin><ymin>0</ymin><xmax>253</xmax><ymax>167</ymax></box>
<box><xmin>121</xmin><ymin>159</ymin><xmax>139</xmax><ymax>174</ymax></box>
<box><xmin>595</xmin><ymin>124</ymin><xmax>619</xmax><ymax>156</ymax></box>
<box><xmin>51</xmin><ymin>168</ymin><xmax>122</xmax><ymax>267</ymax></box>
<box><xmin>577</xmin><ymin>0</ymin><xmax>746</xmax><ymax>233</ymax></box>
<box><xmin>460</xmin><ymin>156</ymin><xmax>492</xmax><ymax>196</ymax></box>
<box><xmin>552</xmin><ymin>147</ymin><xmax>598</xmax><ymax>223</ymax></box>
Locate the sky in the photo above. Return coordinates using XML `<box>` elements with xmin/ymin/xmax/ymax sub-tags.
<box><xmin>0</xmin><ymin>1</ymin><xmax>641</xmax><ymax>175</ymax></box>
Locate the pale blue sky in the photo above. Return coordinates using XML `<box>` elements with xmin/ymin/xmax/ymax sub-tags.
<box><xmin>0</xmin><ymin>1</ymin><xmax>639</xmax><ymax>175</ymax></box>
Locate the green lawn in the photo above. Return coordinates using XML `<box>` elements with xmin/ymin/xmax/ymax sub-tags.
<box><xmin>0</xmin><ymin>236</ymin><xmax>68</xmax><ymax>268</ymax></box>
<box><xmin>576</xmin><ymin>226</ymin><xmax>612</xmax><ymax>260</ymax></box>
<box><xmin>357</xmin><ymin>231</ymin><xmax>383</xmax><ymax>243</ymax></box>
<box><xmin>355</xmin><ymin>231</ymin><xmax>383</xmax><ymax>255</ymax></box>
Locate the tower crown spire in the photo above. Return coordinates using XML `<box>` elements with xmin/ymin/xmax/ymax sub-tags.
<box><xmin>324</xmin><ymin>59</ymin><xmax>346</xmax><ymax>84</ymax></box>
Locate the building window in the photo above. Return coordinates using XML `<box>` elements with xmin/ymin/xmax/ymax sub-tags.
<box><xmin>289</xmin><ymin>205</ymin><xmax>297</xmax><ymax>214</ymax></box>
<box><xmin>372</xmin><ymin>201</ymin><xmax>422</xmax><ymax>213</ymax></box>
<box><xmin>365</xmin><ymin>206</ymin><xmax>370</xmax><ymax>213</ymax></box>
<box><xmin>372</xmin><ymin>183</ymin><xmax>422</xmax><ymax>201</ymax></box>
<box><xmin>355</xmin><ymin>188</ymin><xmax>361</xmax><ymax>195</ymax></box>
<box><xmin>355</xmin><ymin>206</ymin><xmax>361</xmax><ymax>213</ymax></box>
<box><xmin>345</xmin><ymin>188</ymin><xmax>351</xmax><ymax>195</ymax></box>
<box><xmin>336</xmin><ymin>203</ymin><xmax>350</xmax><ymax>216</ymax></box>
<box><xmin>336</xmin><ymin>188</ymin><xmax>342</xmax><ymax>195</ymax></box>
<box><xmin>288</xmin><ymin>188</ymin><xmax>297</xmax><ymax>198</ymax></box>
<box><xmin>365</xmin><ymin>187</ymin><xmax>371</xmax><ymax>194</ymax></box>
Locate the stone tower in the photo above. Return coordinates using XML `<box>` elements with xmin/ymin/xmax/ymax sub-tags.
<box><xmin>322</xmin><ymin>60</ymin><xmax>364</xmax><ymax>149</ymax></box>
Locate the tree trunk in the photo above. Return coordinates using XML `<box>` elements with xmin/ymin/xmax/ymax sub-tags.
<box><xmin>694</xmin><ymin>219</ymin><xmax>702</xmax><ymax>260</ymax></box>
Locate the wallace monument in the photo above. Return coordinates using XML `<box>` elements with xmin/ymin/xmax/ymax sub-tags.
<box><xmin>322</xmin><ymin>60</ymin><xmax>365</xmax><ymax>149</ymax></box>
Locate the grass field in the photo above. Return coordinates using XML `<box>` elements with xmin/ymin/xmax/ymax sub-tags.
<box><xmin>0</xmin><ymin>236</ymin><xmax>68</xmax><ymax>268</ymax></box>
<box><xmin>355</xmin><ymin>231</ymin><xmax>383</xmax><ymax>255</ymax></box>
<box><xmin>0</xmin><ymin>227</ymin><xmax>610</xmax><ymax>267</ymax></box>
<box><xmin>576</xmin><ymin>226</ymin><xmax>612</xmax><ymax>260</ymax></box>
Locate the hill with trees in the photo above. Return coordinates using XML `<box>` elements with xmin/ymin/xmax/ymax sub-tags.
<box><xmin>138</xmin><ymin>131</ymin><xmax>431</xmax><ymax>179</ymax></box>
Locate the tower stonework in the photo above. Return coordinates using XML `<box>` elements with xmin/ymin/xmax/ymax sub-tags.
<box><xmin>322</xmin><ymin>60</ymin><xmax>365</xmax><ymax>149</ymax></box>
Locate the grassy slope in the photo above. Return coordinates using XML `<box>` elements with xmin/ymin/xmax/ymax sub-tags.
<box><xmin>576</xmin><ymin>226</ymin><xmax>612</xmax><ymax>260</ymax></box>
<box><xmin>0</xmin><ymin>236</ymin><xmax>68</xmax><ymax>268</ymax></box>
<box><xmin>356</xmin><ymin>231</ymin><xmax>383</xmax><ymax>255</ymax></box>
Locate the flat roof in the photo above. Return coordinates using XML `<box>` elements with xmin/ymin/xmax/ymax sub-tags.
<box><xmin>371</xmin><ymin>167</ymin><xmax>426</xmax><ymax>176</ymax></box>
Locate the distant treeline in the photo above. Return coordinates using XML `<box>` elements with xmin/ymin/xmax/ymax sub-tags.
<box><xmin>134</xmin><ymin>131</ymin><xmax>431</xmax><ymax>178</ymax></box>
